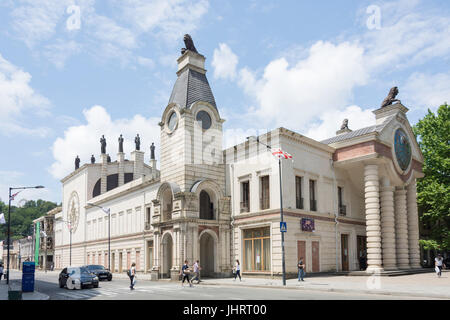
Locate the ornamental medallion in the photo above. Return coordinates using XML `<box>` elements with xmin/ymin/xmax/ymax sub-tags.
<box><xmin>68</xmin><ymin>191</ymin><xmax>80</xmax><ymax>233</ymax></box>
<box><xmin>394</xmin><ymin>128</ymin><xmax>412</xmax><ymax>172</ymax></box>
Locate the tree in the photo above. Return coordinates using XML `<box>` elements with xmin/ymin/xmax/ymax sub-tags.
<box><xmin>413</xmin><ymin>104</ymin><xmax>450</xmax><ymax>250</ymax></box>
<box><xmin>0</xmin><ymin>199</ymin><xmax>59</xmax><ymax>241</ymax></box>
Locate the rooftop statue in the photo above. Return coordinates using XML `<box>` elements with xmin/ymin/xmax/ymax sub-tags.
<box><xmin>91</xmin><ymin>155</ymin><xmax>95</xmax><ymax>164</ymax></box>
<box><xmin>340</xmin><ymin>119</ymin><xmax>349</xmax><ymax>130</ymax></box>
<box><xmin>150</xmin><ymin>142</ymin><xmax>155</xmax><ymax>160</ymax></box>
<box><xmin>100</xmin><ymin>135</ymin><xmax>107</xmax><ymax>154</ymax></box>
<box><xmin>181</xmin><ymin>34</ymin><xmax>199</xmax><ymax>55</ymax></box>
<box><xmin>135</xmin><ymin>134</ymin><xmax>141</xmax><ymax>151</ymax></box>
<box><xmin>118</xmin><ymin>134</ymin><xmax>124</xmax><ymax>153</ymax></box>
<box><xmin>381</xmin><ymin>86</ymin><xmax>401</xmax><ymax>108</ymax></box>
<box><xmin>75</xmin><ymin>155</ymin><xmax>80</xmax><ymax>170</ymax></box>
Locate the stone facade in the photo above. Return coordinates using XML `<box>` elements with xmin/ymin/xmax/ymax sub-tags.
<box><xmin>53</xmin><ymin>45</ymin><xmax>424</xmax><ymax>278</ymax></box>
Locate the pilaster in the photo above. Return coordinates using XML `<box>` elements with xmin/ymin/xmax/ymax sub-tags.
<box><xmin>380</xmin><ymin>184</ymin><xmax>397</xmax><ymax>270</ymax></box>
<box><xmin>101</xmin><ymin>154</ymin><xmax>108</xmax><ymax>194</ymax></box>
<box><xmin>407</xmin><ymin>181</ymin><xmax>421</xmax><ymax>268</ymax></box>
<box><xmin>117</xmin><ymin>152</ymin><xmax>125</xmax><ymax>186</ymax></box>
<box><xmin>395</xmin><ymin>187</ymin><xmax>410</xmax><ymax>269</ymax></box>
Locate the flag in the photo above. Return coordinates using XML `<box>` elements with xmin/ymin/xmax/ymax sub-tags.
<box><xmin>271</xmin><ymin>148</ymin><xmax>293</xmax><ymax>160</ymax></box>
<box><xmin>10</xmin><ymin>191</ymin><xmax>22</xmax><ymax>201</ymax></box>
<box><xmin>0</xmin><ymin>213</ymin><xmax>5</xmax><ymax>224</ymax></box>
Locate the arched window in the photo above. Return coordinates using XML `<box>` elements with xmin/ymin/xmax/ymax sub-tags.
<box><xmin>199</xmin><ymin>190</ymin><xmax>214</xmax><ymax>220</ymax></box>
<box><xmin>162</xmin><ymin>188</ymin><xmax>173</xmax><ymax>221</ymax></box>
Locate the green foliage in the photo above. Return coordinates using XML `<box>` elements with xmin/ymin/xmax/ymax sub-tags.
<box><xmin>419</xmin><ymin>239</ymin><xmax>441</xmax><ymax>251</ymax></box>
<box><xmin>0</xmin><ymin>199</ymin><xmax>58</xmax><ymax>241</ymax></box>
<box><xmin>413</xmin><ymin>104</ymin><xmax>450</xmax><ymax>250</ymax></box>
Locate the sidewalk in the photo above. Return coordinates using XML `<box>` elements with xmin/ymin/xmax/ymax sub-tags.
<box><xmin>0</xmin><ymin>273</ymin><xmax>49</xmax><ymax>300</ymax></box>
<box><xmin>198</xmin><ymin>270</ymin><xmax>450</xmax><ymax>299</ymax></box>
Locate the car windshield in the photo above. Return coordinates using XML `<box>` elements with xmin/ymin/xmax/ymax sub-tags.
<box><xmin>80</xmin><ymin>267</ymin><xmax>91</xmax><ymax>274</ymax></box>
<box><xmin>88</xmin><ymin>265</ymin><xmax>104</xmax><ymax>270</ymax></box>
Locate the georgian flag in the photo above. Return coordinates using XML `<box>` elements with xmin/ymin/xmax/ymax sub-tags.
<box><xmin>0</xmin><ymin>213</ymin><xmax>5</xmax><ymax>224</ymax></box>
<box><xmin>271</xmin><ymin>148</ymin><xmax>293</xmax><ymax>160</ymax></box>
<box><xmin>10</xmin><ymin>191</ymin><xmax>22</xmax><ymax>201</ymax></box>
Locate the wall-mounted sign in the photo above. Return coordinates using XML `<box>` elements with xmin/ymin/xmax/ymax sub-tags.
<box><xmin>301</xmin><ymin>218</ymin><xmax>315</xmax><ymax>232</ymax></box>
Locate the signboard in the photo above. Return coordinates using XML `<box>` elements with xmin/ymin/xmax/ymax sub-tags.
<box><xmin>301</xmin><ymin>218</ymin><xmax>315</xmax><ymax>232</ymax></box>
<box><xmin>280</xmin><ymin>222</ymin><xmax>287</xmax><ymax>233</ymax></box>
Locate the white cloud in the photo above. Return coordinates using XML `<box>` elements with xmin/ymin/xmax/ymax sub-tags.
<box><xmin>212</xmin><ymin>43</ymin><xmax>239</xmax><ymax>80</ymax></box>
<box><xmin>403</xmin><ymin>73</ymin><xmax>450</xmax><ymax>111</ymax></box>
<box><xmin>0</xmin><ymin>53</ymin><xmax>51</xmax><ymax>136</ymax></box>
<box><xmin>305</xmin><ymin>105</ymin><xmax>375</xmax><ymax>141</ymax></box>
<box><xmin>43</xmin><ymin>39</ymin><xmax>82</xmax><ymax>69</ymax></box>
<box><xmin>238</xmin><ymin>41</ymin><xmax>368</xmax><ymax>131</ymax></box>
<box><xmin>50</xmin><ymin>105</ymin><xmax>161</xmax><ymax>179</ymax></box>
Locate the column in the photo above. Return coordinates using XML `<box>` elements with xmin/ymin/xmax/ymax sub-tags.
<box><xmin>118</xmin><ymin>152</ymin><xmax>125</xmax><ymax>186</ymax></box>
<box><xmin>101</xmin><ymin>154</ymin><xmax>108</xmax><ymax>194</ymax></box>
<box><xmin>395</xmin><ymin>187</ymin><xmax>410</xmax><ymax>269</ymax></box>
<box><xmin>380</xmin><ymin>181</ymin><xmax>397</xmax><ymax>270</ymax></box>
<box><xmin>407</xmin><ymin>180</ymin><xmax>421</xmax><ymax>268</ymax></box>
<box><xmin>364</xmin><ymin>164</ymin><xmax>383</xmax><ymax>272</ymax></box>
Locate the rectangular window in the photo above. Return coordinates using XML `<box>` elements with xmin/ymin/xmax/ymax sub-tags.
<box><xmin>309</xmin><ymin>180</ymin><xmax>317</xmax><ymax>211</ymax></box>
<box><xmin>295</xmin><ymin>176</ymin><xmax>303</xmax><ymax>209</ymax></box>
<box><xmin>243</xmin><ymin>227</ymin><xmax>271</xmax><ymax>272</ymax></box>
<box><xmin>241</xmin><ymin>181</ymin><xmax>250</xmax><ymax>213</ymax></box>
<box><xmin>136</xmin><ymin>251</ymin><xmax>140</xmax><ymax>271</ymax></box>
<box><xmin>260</xmin><ymin>176</ymin><xmax>270</xmax><ymax>210</ymax></box>
<box><xmin>147</xmin><ymin>241</ymin><xmax>153</xmax><ymax>271</ymax></box>
<box><xmin>338</xmin><ymin>186</ymin><xmax>346</xmax><ymax>216</ymax></box>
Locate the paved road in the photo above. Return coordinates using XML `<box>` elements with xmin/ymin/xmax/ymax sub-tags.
<box><xmin>20</xmin><ymin>271</ymin><xmax>437</xmax><ymax>300</ymax></box>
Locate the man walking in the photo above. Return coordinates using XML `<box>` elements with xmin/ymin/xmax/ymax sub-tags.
<box><xmin>298</xmin><ymin>257</ymin><xmax>305</xmax><ymax>281</ymax></box>
<box><xmin>0</xmin><ymin>264</ymin><xmax>3</xmax><ymax>281</ymax></box>
<box><xmin>191</xmin><ymin>260</ymin><xmax>201</xmax><ymax>284</ymax></box>
<box><xmin>181</xmin><ymin>260</ymin><xmax>193</xmax><ymax>287</ymax></box>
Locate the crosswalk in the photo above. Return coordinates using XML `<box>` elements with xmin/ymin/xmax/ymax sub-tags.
<box><xmin>56</xmin><ymin>284</ymin><xmax>180</xmax><ymax>300</ymax></box>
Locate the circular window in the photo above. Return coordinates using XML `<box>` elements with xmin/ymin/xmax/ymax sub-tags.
<box><xmin>167</xmin><ymin>111</ymin><xmax>178</xmax><ymax>131</ymax></box>
<box><xmin>196</xmin><ymin>110</ymin><xmax>212</xmax><ymax>130</ymax></box>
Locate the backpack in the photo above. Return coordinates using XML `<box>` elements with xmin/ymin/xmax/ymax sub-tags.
<box><xmin>127</xmin><ymin>269</ymin><xmax>131</xmax><ymax>277</ymax></box>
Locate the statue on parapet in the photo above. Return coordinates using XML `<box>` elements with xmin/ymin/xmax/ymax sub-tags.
<box><xmin>118</xmin><ymin>134</ymin><xmax>124</xmax><ymax>153</ymax></box>
<box><xmin>91</xmin><ymin>155</ymin><xmax>95</xmax><ymax>164</ymax></box>
<box><xmin>100</xmin><ymin>135</ymin><xmax>107</xmax><ymax>154</ymax></box>
<box><xmin>75</xmin><ymin>156</ymin><xmax>80</xmax><ymax>170</ymax></box>
<box><xmin>135</xmin><ymin>134</ymin><xmax>141</xmax><ymax>151</ymax></box>
<box><xmin>150</xmin><ymin>142</ymin><xmax>155</xmax><ymax>160</ymax></box>
<box><xmin>381</xmin><ymin>86</ymin><xmax>401</xmax><ymax>108</ymax></box>
<box><xmin>340</xmin><ymin>119</ymin><xmax>349</xmax><ymax>130</ymax></box>
<box><xmin>181</xmin><ymin>34</ymin><xmax>199</xmax><ymax>55</ymax></box>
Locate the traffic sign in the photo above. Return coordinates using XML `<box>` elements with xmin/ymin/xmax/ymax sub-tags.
<box><xmin>280</xmin><ymin>222</ymin><xmax>287</xmax><ymax>232</ymax></box>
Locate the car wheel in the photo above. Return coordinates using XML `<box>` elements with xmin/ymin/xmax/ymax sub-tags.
<box><xmin>108</xmin><ymin>277</ymin><xmax>112</xmax><ymax>281</ymax></box>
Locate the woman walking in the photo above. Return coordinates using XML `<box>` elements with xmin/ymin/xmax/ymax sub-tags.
<box><xmin>181</xmin><ymin>260</ymin><xmax>193</xmax><ymax>287</ymax></box>
<box><xmin>233</xmin><ymin>260</ymin><xmax>241</xmax><ymax>281</ymax></box>
<box><xmin>129</xmin><ymin>262</ymin><xmax>136</xmax><ymax>290</ymax></box>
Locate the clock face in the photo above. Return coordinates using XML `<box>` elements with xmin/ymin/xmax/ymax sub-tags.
<box><xmin>68</xmin><ymin>191</ymin><xmax>80</xmax><ymax>233</ymax></box>
<box><xmin>196</xmin><ymin>110</ymin><xmax>212</xmax><ymax>130</ymax></box>
<box><xmin>394</xmin><ymin>128</ymin><xmax>412</xmax><ymax>172</ymax></box>
<box><xmin>167</xmin><ymin>111</ymin><xmax>178</xmax><ymax>132</ymax></box>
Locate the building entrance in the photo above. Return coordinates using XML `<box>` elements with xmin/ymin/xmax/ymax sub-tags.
<box><xmin>200</xmin><ymin>232</ymin><xmax>215</xmax><ymax>277</ymax></box>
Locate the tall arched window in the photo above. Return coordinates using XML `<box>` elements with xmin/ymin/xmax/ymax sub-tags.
<box><xmin>199</xmin><ymin>190</ymin><xmax>214</xmax><ymax>220</ymax></box>
<box><xmin>162</xmin><ymin>188</ymin><xmax>173</xmax><ymax>221</ymax></box>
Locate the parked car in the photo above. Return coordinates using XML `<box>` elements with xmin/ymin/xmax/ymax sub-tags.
<box><xmin>83</xmin><ymin>265</ymin><xmax>112</xmax><ymax>281</ymax></box>
<box><xmin>59</xmin><ymin>266</ymin><xmax>99</xmax><ymax>289</ymax></box>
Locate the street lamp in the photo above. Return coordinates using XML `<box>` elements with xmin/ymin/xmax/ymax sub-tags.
<box><xmin>87</xmin><ymin>203</ymin><xmax>111</xmax><ymax>271</ymax></box>
<box><xmin>247</xmin><ymin>136</ymin><xmax>288</xmax><ymax>286</ymax></box>
<box><xmin>6</xmin><ymin>185</ymin><xmax>44</xmax><ymax>285</ymax></box>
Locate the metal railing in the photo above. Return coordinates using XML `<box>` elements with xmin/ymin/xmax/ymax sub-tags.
<box><xmin>339</xmin><ymin>205</ymin><xmax>347</xmax><ymax>216</ymax></box>
<box><xmin>296</xmin><ymin>197</ymin><xmax>304</xmax><ymax>209</ymax></box>
<box><xmin>310</xmin><ymin>199</ymin><xmax>317</xmax><ymax>211</ymax></box>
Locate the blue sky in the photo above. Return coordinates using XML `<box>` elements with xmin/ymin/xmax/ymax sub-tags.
<box><xmin>0</xmin><ymin>0</ymin><xmax>449</xmax><ymax>204</ymax></box>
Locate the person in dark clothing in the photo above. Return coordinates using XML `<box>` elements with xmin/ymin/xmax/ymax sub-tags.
<box><xmin>181</xmin><ymin>260</ymin><xmax>192</xmax><ymax>287</ymax></box>
<box><xmin>129</xmin><ymin>262</ymin><xmax>136</xmax><ymax>290</ymax></box>
<box><xmin>298</xmin><ymin>258</ymin><xmax>305</xmax><ymax>281</ymax></box>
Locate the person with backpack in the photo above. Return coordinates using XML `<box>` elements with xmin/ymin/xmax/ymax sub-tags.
<box><xmin>298</xmin><ymin>257</ymin><xmax>305</xmax><ymax>281</ymax></box>
<box><xmin>128</xmin><ymin>262</ymin><xmax>136</xmax><ymax>290</ymax></box>
<box><xmin>181</xmin><ymin>260</ymin><xmax>192</xmax><ymax>287</ymax></box>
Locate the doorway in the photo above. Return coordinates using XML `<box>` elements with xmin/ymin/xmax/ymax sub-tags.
<box><xmin>297</xmin><ymin>240</ymin><xmax>306</xmax><ymax>272</ymax></box>
<box><xmin>119</xmin><ymin>252</ymin><xmax>123</xmax><ymax>273</ymax></box>
<box><xmin>161</xmin><ymin>233</ymin><xmax>173</xmax><ymax>278</ymax></box>
<box><xmin>357</xmin><ymin>236</ymin><xmax>367</xmax><ymax>270</ymax></box>
<box><xmin>200</xmin><ymin>232</ymin><xmax>215</xmax><ymax>277</ymax></box>
<box><xmin>341</xmin><ymin>234</ymin><xmax>349</xmax><ymax>271</ymax></box>
<box><xmin>312</xmin><ymin>241</ymin><xmax>320</xmax><ymax>272</ymax></box>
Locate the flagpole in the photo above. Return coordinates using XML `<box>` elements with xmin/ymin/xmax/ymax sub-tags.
<box><xmin>279</xmin><ymin>157</ymin><xmax>286</xmax><ymax>286</ymax></box>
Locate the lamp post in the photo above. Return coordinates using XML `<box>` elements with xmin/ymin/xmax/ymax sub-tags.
<box><xmin>87</xmin><ymin>203</ymin><xmax>111</xmax><ymax>270</ymax></box>
<box><xmin>6</xmin><ymin>185</ymin><xmax>44</xmax><ymax>285</ymax></box>
<box><xmin>247</xmin><ymin>136</ymin><xmax>288</xmax><ymax>286</ymax></box>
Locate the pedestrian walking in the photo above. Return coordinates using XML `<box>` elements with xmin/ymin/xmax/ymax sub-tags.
<box><xmin>233</xmin><ymin>260</ymin><xmax>241</xmax><ymax>281</ymax></box>
<box><xmin>435</xmin><ymin>254</ymin><xmax>446</xmax><ymax>277</ymax></box>
<box><xmin>298</xmin><ymin>257</ymin><xmax>305</xmax><ymax>281</ymax></box>
<box><xmin>0</xmin><ymin>264</ymin><xmax>3</xmax><ymax>281</ymax></box>
<box><xmin>191</xmin><ymin>260</ymin><xmax>202</xmax><ymax>284</ymax></box>
<box><xmin>181</xmin><ymin>260</ymin><xmax>193</xmax><ymax>287</ymax></box>
<box><xmin>128</xmin><ymin>262</ymin><xmax>136</xmax><ymax>289</ymax></box>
